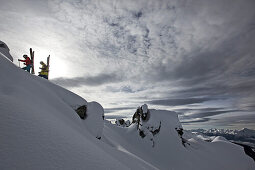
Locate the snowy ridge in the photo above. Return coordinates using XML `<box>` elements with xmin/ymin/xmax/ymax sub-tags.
<box><xmin>0</xmin><ymin>43</ymin><xmax>255</xmax><ymax>169</ymax></box>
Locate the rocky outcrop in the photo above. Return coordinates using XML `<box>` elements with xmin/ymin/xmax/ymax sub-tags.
<box><xmin>115</xmin><ymin>119</ymin><xmax>131</xmax><ymax>127</ymax></box>
<box><xmin>74</xmin><ymin>102</ymin><xmax>104</xmax><ymax>139</ymax></box>
<box><xmin>75</xmin><ymin>105</ymin><xmax>87</xmax><ymax>119</ymax></box>
<box><xmin>131</xmin><ymin>105</ymin><xmax>155</xmax><ymax>146</ymax></box>
<box><xmin>129</xmin><ymin>104</ymin><xmax>185</xmax><ymax>148</ymax></box>
<box><xmin>175</xmin><ymin>127</ymin><xmax>189</xmax><ymax>147</ymax></box>
<box><xmin>132</xmin><ymin>104</ymin><xmax>150</xmax><ymax>127</ymax></box>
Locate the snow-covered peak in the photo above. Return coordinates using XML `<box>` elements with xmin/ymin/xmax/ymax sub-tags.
<box><xmin>132</xmin><ymin>105</ymin><xmax>183</xmax><ymax>147</ymax></box>
<box><xmin>191</xmin><ymin>128</ymin><xmax>255</xmax><ymax>138</ymax></box>
<box><xmin>236</xmin><ymin>128</ymin><xmax>255</xmax><ymax>137</ymax></box>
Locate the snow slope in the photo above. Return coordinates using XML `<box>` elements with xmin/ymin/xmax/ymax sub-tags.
<box><xmin>0</xmin><ymin>50</ymin><xmax>155</xmax><ymax>169</ymax></box>
<box><xmin>103</xmin><ymin>107</ymin><xmax>255</xmax><ymax>170</ymax></box>
<box><xmin>0</xmin><ymin>43</ymin><xmax>254</xmax><ymax>170</ymax></box>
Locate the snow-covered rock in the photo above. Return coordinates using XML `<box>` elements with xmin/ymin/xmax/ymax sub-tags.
<box><xmin>115</xmin><ymin>119</ymin><xmax>131</xmax><ymax>127</ymax></box>
<box><xmin>0</xmin><ymin>40</ymin><xmax>13</xmax><ymax>61</ymax></box>
<box><xmin>103</xmin><ymin>105</ymin><xmax>255</xmax><ymax>169</ymax></box>
<box><xmin>134</xmin><ymin>105</ymin><xmax>183</xmax><ymax>147</ymax></box>
<box><xmin>74</xmin><ymin>102</ymin><xmax>104</xmax><ymax>139</ymax></box>
<box><xmin>85</xmin><ymin>101</ymin><xmax>104</xmax><ymax>139</ymax></box>
<box><xmin>141</xmin><ymin>104</ymin><xmax>148</xmax><ymax>114</ymax></box>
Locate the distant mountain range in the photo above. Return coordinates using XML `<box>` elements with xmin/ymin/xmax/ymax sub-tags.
<box><xmin>188</xmin><ymin>128</ymin><xmax>255</xmax><ymax>147</ymax></box>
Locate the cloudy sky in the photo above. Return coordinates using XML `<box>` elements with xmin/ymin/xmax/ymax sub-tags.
<box><xmin>1</xmin><ymin>0</ymin><xmax>255</xmax><ymax>130</ymax></box>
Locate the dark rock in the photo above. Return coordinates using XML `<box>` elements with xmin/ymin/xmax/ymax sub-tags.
<box><xmin>139</xmin><ymin>130</ymin><xmax>146</xmax><ymax>138</ymax></box>
<box><xmin>75</xmin><ymin>105</ymin><xmax>87</xmax><ymax>119</ymax></box>
<box><xmin>141</xmin><ymin>110</ymin><xmax>150</xmax><ymax>122</ymax></box>
<box><xmin>175</xmin><ymin>127</ymin><xmax>188</xmax><ymax>147</ymax></box>
<box><xmin>118</xmin><ymin>119</ymin><xmax>125</xmax><ymax>125</ymax></box>
<box><xmin>150</xmin><ymin>121</ymin><xmax>161</xmax><ymax>136</ymax></box>
<box><xmin>132</xmin><ymin>105</ymin><xmax>150</xmax><ymax>124</ymax></box>
<box><xmin>132</xmin><ymin>110</ymin><xmax>140</xmax><ymax>124</ymax></box>
<box><xmin>176</xmin><ymin>128</ymin><xmax>184</xmax><ymax>137</ymax></box>
<box><xmin>115</xmin><ymin>119</ymin><xmax>131</xmax><ymax>127</ymax></box>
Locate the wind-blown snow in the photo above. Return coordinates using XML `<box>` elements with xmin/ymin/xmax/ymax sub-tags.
<box><xmin>0</xmin><ymin>43</ymin><xmax>254</xmax><ymax>170</ymax></box>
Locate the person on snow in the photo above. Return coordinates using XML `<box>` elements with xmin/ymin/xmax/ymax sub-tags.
<box><xmin>18</xmin><ymin>55</ymin><xmax>32</xmax><ymax>73</ymax></box>
<box><xmin>38</xmin><ymin>61</ymin><xmax>49</xmax><ymax>79</ymax></box>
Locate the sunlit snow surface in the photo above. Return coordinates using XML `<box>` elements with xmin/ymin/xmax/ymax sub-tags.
<box><xmin>0</xmin><ymin>47</ymin><xmax>254</xmax><ymax>169</ymax></box>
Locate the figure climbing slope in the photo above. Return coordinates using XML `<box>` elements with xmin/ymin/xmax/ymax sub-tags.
<box><xmin>38</xmin><ymin>61</ymin><xmax>49</xmax><ymax>79</ymax></box>
<box><xmin>18</xmin><ymin>55</ymin><xmax>32</xmax><ymax>73</ymax></box>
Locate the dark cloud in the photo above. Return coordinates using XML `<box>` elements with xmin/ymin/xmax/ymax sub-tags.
<box><xmin>180</xmin><ymin>109</ymin><xmax>245</xmax><ymax>127</ymax></box>
<box><xmin>181</xmin><ymin>110</ymin><xmax>240</xmax><ymax>119</ymax></box>
<box><xmin>181</xmin><ymin>118</ymin><xmax>211</xmax><ymax>124</ymax></box>
<box><xmin>147</xmin><ymin>97</ymin><xmax>214</xmax><ymax>106</ymax></box>
<box><xmin>51</xmin><ymin>72</ymin><xmax>122</xmax><ymax>87</ymax></box>
<box><xmin>141</xmin><ymin>2</ymin><xmax>255</xmax><ymax>119</ymax></box>
<box><xmin>172</xmin><ymin>86</ymin><xmax>228</xmax><ymax>98</ymax></box>
<box><xmin>151</xmin><ymin>30</ymin><xmax>255</xmax><ymax>85</ymax></box>
<box><xmin>175</xmin><ymin>107</ymin><xmax>224</xmax><ymax>113</ymax></box>
<box><xmin>178</xmin><ymin>107</ymin><xmax>241</xmax><ymax>126</ymax></box>
<box><xmin>213</xmin><ymin>114</ymin><xmax>255</xmax><ymax>127</ymax></box>
<box><xmin>184</xmin><ymin>113</ymin><xmax>255</xmax><ymax>129</ymax></box>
